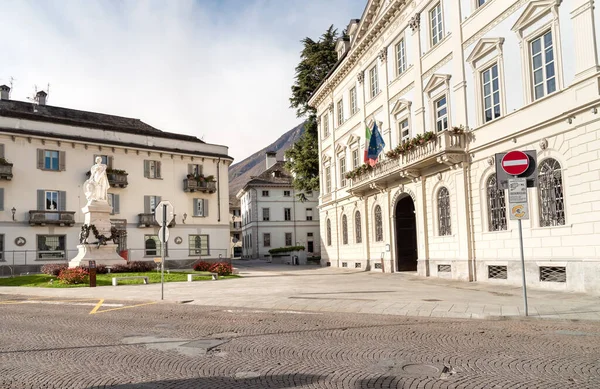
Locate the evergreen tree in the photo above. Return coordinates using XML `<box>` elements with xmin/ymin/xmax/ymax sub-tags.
<box><xmin>286</xmin><ymin>25</ymin><xmax>339</xmax><ymax>201</ymax></box>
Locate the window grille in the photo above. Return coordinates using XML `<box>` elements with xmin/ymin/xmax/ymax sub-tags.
<box><xmin>374</xmin><ymin>205</ymin><xmax>383</xmax><ymax>242</ymax></box>
<box><xmin>437</xmin><ymin>187</ymin><xmax>451</xmax><ymax>236</ymax></box>
<box><xmin>538</xmin><ymin>158</ymin><xmax>565</xmax><ymax>227</ymax></box>
<box><xmin>355</xmin><ymin>262</ymin><xmax>362</xmax><ymax>268</ymax></box>
<box><xmin>188</xmin><ymin>234</ymin><xmax>209</xmax><ymax>256</ymax></box>
<box><xmin>374</xmin><ymin>263</ymin><xmax>382</xmax><ymax>269</ymax></box>
<box><xmin>540</xmin><ymin>266</ymin><xmax>566</xmax><ymax>282</ymax></box>
<box><xmin>326</xmin><ymin>219</ymin><xmax>332</xmax><ymax>246</ymax></box>
<box><xmin>488</xmin><ymin>265</ymin><xmax>507</xmax><ymax>279</ymax></box>
<box><xmin>487</xmin><ymin>174</ymin><xmax>507</xmax><ymax>231</ymax></box>
<box><xmin>355</xmin><ymin>211</ymin><xmax>362</xmax><ymax>243</ymax></box>
<box><xmin>342</xmin><ymin>215</ymin><xmax>348</xmax><ymax>245</ymax></box>
<box><xmin>438</xmin><ymin>264</ymin><xmax>451</xmax><ymax>273</ymax></box>
<box><xmin>342</xmin><ymin>262</ymin><xmax>348</xmax><ymax>268</ymax></box>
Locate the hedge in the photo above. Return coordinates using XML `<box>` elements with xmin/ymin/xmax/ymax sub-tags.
<box><xmin>268</xmin><ymin>245</ymin><xmax>305</xmax><ymax>255</ymax></box>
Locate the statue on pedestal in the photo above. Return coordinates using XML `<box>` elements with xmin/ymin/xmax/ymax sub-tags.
<box><xmin>84</xmin><ymin>157</ymin><xmax>110</xmax><ymax>203</ymax></box>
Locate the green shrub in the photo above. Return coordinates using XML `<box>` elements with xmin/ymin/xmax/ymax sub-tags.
<box><xmin>268</xmin><ymin>245</ymin><xmax>305</xmax><ymax>255</ymax></box>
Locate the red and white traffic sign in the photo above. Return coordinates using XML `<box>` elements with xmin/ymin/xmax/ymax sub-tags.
<box><xmin>501</xmin><ymin>151</ymin><xmax>530</xmax><ymax>176</ymax></box>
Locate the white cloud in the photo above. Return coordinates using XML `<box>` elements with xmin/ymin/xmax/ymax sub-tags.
<box><xmin>1</xmin><ymin>0</ymin><xmax>364</xmax><ymax>162</ymax></box>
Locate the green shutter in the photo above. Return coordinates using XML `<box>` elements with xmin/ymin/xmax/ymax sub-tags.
<box><xmin>193</xmin><ymin>199</ymin><xmax>199</xmax><ymax>216</ymax></box>
<box><xmin>203</xmin><ymin>199</ymin><xmax>208</xmax><ymax>217</ymax></box>
<box><xmin>113</xmin><ymin>194</ymin><xmax>120</xmax><ymax>214</ymax></box>
<box><xmin>37</xmin><ymin>149</ymin><xmax>44</xmax><ymax>169</ymax></box>
<box><xmin>58</xmin><ymin>191</ymin><xmax>66</xmax><ymax>211</ymax></box>
<box><xmin>156</xmin><ymin>162</ymin><xmax>162</xmax><ymax>178</ymax></box>
<box><xmin>144</xmin><ymin>196</ymin><xmax>150</xmax><ymax>214</ymax></box>
<box><xmin>143</xmin><ymin>160</ymin><xmax>150</xmax><ymax>178</ymax></box>
<box><xmin>0</xmin><ymin>188</ymin><xmax>4</xmax><ymax>211</ymax></box>
<box><xmin>107</xmin><ymin>156</ymin><xmax>114</xmax><ymax>169</ymax></box>
<box><xmin>59</xmin><ymin>151</ymin><xmax>66</xmax><ymax>171</ymax></box>
<box><xmin>37</xmin><ymin>190</ymin><xmax>45</xmax><ymax>210</ymax></box>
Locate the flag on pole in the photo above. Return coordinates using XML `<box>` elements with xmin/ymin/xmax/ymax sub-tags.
<box><xmin>363</xmin><ymin>121</ymin><xmax>372</xmax><ymax>164</ymax></box>
<box><xmin>366</xmin><ymin>120</ymin><xmax>385</xmax><ymax>167</ymax></box>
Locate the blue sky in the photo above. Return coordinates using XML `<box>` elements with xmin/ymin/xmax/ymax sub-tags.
<box><xmin>2</xmin><ymin>0</ymin><xmax>366</xmax><ymax>162</ymax></box>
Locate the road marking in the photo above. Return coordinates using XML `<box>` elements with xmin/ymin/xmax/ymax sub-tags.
<box><xmin>90</xmin><ymin>301</ymin><xmax>157</xmax><ymax>314</ymax></box>
<box><xmin>22</xmin><ymin>300</ymin><xmax>123</xmax><ymax>307</ymax></box>
<box><xmin>89</xmin><ymin>299</ymin><xmax>105</xmax><ymax>314</ymax></box>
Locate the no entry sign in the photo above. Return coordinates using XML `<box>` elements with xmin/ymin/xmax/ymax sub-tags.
<box><xmin>501</xmin><ymin>151</ymin><xmax>530</xmax><ymax>176</ymax></box>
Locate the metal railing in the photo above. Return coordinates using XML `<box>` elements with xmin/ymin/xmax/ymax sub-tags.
<box><xmin>183</xmin><ymin>179</ymin><xmax>217</xmax><ymax>193</ymax></box>
<box><xmin>138</xmin><ymin>213</ymin><xmax>176</xmax><ymax>228</ymax></box>
<box><xmin>107</xmin><ymin>172</ymin><xmax>128</xmax><ymax>188</ymax></box>
<box><xmin>29</xmin><ymin>210</ymin><xmax>76</xmax><ymax>226</ymax></box>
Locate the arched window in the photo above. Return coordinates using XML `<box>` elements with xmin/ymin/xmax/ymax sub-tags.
<box><xmin>374</xmin><ymin>205</ymin><xmax>383</xmax><ymax>242</ymax></box>
<box><xmin>486</xmin><ymin>174</ymin><xmax>507</xmax><ymax>231</ymax></box>
<box><xmin>342</xmin><ymin>215</ymin><xmax>348</xmax><ymax>245</ymax></box>
<box><xmin>538</xmin><ymin>158</ymin><xmax>565</xmax><ymax>227</ymax></box>
<box><xmin>326</xmin><ymin>219</ymin><xmax>332</xmax><ymax>246</ymax></box>
<box><xmin>437</xmin><ymin>187</ymin><xmax>451</xmax><ymax>236</ymax></box>
<box><xmin>355</xmin><ymin>211</ymin><xmax>362</xmax><ymax>243</ymax></box>
<box><xmin>145</xmin><ymin>237</ymin><xmax>157</xmax><ymax>256</ymax></box>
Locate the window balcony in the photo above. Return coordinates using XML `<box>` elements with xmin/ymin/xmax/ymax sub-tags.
<box><xmin>28</xmin><ymin>210</ymin><xmax>76</xmax><ymax>226</ymax></box>
<box><xmin>0</xmin><ymin>162</ymin><xmax>12</xmax><ymax>180</ymax></box>
<box><xmin>230</xmin><ymin>222</ymin><xmax>242</xmax><ymax>231</ymax></box>
<box><xmin>347</xmin><ymin>130</ymin><xmax>468</xmax><ymax>196</ymax></box>
<box><xmin>183</xmin><ymin>177</ymin><xmax>217</xmax><ymax>193</ymax></box>
<box><xmin>138</xmin><ymin>213</ymin><xmax>176</xmax><ymax>228</ymax></box>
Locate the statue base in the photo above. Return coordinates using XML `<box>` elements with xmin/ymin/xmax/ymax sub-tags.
<box><xmin>69</xmin><ymin>244</ymin><xmax>126</xmax><ymax>268</ymax></box>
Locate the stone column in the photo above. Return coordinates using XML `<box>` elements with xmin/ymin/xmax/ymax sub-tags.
<box><xmin>409</xmin><ymin>13</ymin><xmax>426</xmax><ymax>134</ymax></box>
<box><xmin>453</xmin><ymin>164</ymin><xmax>474</xmax><ymax>282</ymax></box>
<box><xmin>571</xmin><ymin>0</ymin><xmax>599</xmax><ymax>80</ymax></box>
<box><xmin>415</xmin><ymin>177</ymin><xmax>430</xmax><ymax>277</ymax></box>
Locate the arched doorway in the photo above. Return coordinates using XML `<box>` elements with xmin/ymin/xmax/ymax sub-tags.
<box><xmin>395</xmin><ymin>196</ymin><xmax>418</xmax><ymax>271</ymax></box>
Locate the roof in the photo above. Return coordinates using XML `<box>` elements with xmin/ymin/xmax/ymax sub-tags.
<box><xmin>239</xmin><ymin>161</ymin><xmax>293</xmax><ymax>193</ymax></box>
<box><xmin>0</xmin><ymin>99</ymin><xmax>205</xmax><ymax>144</ymax></box>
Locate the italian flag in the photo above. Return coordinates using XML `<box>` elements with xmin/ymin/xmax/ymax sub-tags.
<box><xmin>363</xmin><ymin>121</ymin><xmax>372</xmax><ymax>164</ymax></box>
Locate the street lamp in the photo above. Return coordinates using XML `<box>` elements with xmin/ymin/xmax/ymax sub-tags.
<box><xmin>11</xmin><ymin>207</ymin><xmax>16</xmax><ymax>221</ymax></box>
<box><xmin>182</xmin><ymin>213</ymin><xmax>187</xmax><ymax>224</ymax></box>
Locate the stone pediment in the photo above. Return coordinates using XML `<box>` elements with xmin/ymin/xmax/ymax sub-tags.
<box><xmin>335</xmin><ymin>143</ymin><xmax>346</xmax><ymax>154</ymax></box>
<box><xmin>512</xmin><ymin>0</ymin><xmax>561</xmax><ymax>34</ymax></box>
<box><xmin>466</xmin><ymin>38</ymin><xmax>505</xmax><ymax>65</ymax></box>
<box><xmin>423</xmin><ymin>74</ymin><xmax>451</xmax><ymax>96</ymax></box>
<box><xmin>347</xmin><ymin>134</ymin><xmax>361</xmax><ymax>146</ymax></box>
<box><xmin>390</xmin><ymin>99</ymin><xmax>412</xmax><ymax>116</ymax></box>
<box><xmin>352</xmin><ymin>0</ymin><xmax>386</xmax><ymax>49</ymax></box>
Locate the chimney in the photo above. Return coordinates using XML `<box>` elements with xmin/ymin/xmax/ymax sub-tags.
<box><xmin>36</xmin><ymin>90</ymin><xmax>47</xmax><ymax>106</ymax></box>
<box><xmin>0</xmin><ymin>85</ymin><xmax>10</xmax><ymax>100</ymax></box>
<box><xmin>265</xmin><ymin>151</ymin><xmax>277</xmax><ymax>170</ymax></box>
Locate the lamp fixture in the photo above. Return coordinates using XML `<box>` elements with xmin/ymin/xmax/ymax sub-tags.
<box><xmin>182</xmin><ymin>213</ymin><xmax>187</xmax><ymax>224</ymax></box>
<box><xmin>11</xmin><ymin>207</ymin><xmax>16</xmax><ymax>221</ymax></box>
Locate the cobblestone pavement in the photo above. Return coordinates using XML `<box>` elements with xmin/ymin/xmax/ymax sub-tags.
<box><xmin>1</xmin><ymin>295</ymin><xmax>600</xmax><ymax>389</ymax></box>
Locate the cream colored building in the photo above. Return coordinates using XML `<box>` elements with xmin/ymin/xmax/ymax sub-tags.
<box><xmin>310</xmin><ymin>0</ymin><xmax>600</xmax><ymax>294</ymax></box>
<box><xmin>237</xmin><ymin>153</ymin><xmax>320</xmax><ymax>259</ymax></box>
<box><xmin>229</xmin><ymin>197</ymin><xmax>242</xmax><ymax>258</ymax></box>
<box><xmin>0</xmin><ymin>88</ymin><xmax>233</xmax><ymax>271</ymax></box>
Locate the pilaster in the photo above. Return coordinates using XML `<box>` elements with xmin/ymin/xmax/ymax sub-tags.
<box><xmin>409</xmin><ymin>13</ymin><xmax>426</xmax><ymax>134</ymax></box>
<box><xmin>415</xmin><ymin>177</ymin><xmax>430</xmax><ymax>277</ymax></box>
<box><xmin>449</xmin><ymin>0</ymin><xmax>468</xmax><ymax>127</ymax></box>
<box><xmin>571</xmin><ymin>0</ymin><xmax>600</xmax><ymax>81</ymax></box>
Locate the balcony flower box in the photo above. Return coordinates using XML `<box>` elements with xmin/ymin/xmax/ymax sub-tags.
<box><xmin>0</xmin><ymin>158</ymin><xmax>13</xmax><ymax>180</ymax></box>
<box><xmin>85</xmin><ymin>168</ymin><xmax>128</xmax><ymax>188</ymax></box>
<box><xmin>184</xmin><ymin>174</ymin><xmax>217</xmax><ymax>193</ymax></box>
<box><xmin>138</xmin><ymin>213</ymin><xmax>176</xmax><ymax>228</ymax></box>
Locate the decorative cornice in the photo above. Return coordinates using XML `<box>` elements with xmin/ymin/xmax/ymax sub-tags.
<box><xmin>408</xmin><ymin>12</ymin><xmax>420</xmax><ymax>32</ymax></box>
<box><xmin>422</xmin><ymin>53</ymin><xmax>453</xmax><ymax>80</ymax></box>
<box><xmin>378</xmin><ymin>47</ymin><xmax>388</xmax><ymax>62</ymax></box>
<box><xmin>462</xmin><ymin>0</ymin><xmax>527</xmax><ymax>49</ymax></box>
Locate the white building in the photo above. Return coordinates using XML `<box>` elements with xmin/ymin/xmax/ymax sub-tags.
<box><xmin>0</xmin><ymin>87</ymin><xmax>232</xmax><ymax>271</ymax></box>
<box><xmin>237</xmin><ymin>152</ymin><xmax>320</xmax><ymax>259</ymax></box>
<box><xmin>229</xmin><ymin>197</ymin><xmax>242</xmax><ymax>258</ymax></box>
<box><xmin>310</xmin><ymin>0</ymin><xmax>600</xmax><ymax>294</ymax></box>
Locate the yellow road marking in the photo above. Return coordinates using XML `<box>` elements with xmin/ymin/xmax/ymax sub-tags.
<box><xmin>89</xmin><ymin>299</ymin><xmax>105</xmax><ymax>314</ymax></box>
<box><xmin>0</xmin><ymin>297</ymin><xmax>100</xmax><ymax>305</ymax></box>
<box><xmin>90</xmin><ymin>301</ymin><xmax>157</xmax><ymax>314</ymax></box>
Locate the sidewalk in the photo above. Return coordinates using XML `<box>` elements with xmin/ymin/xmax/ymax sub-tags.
<box><xmin>1</xmin><ymin>260</ymin><xmax>599</xmax><ymax>321</ymax></box>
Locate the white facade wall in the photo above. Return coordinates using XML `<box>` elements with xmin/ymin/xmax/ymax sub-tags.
<box><xmin>0</xmin><ymin>113</ymin><xmax>232</xmax><ymax>266</ymax></box>
<box><xmin>311</xmin><ymin>0</ymin><xmax>600</xmax><ymax>294</ymax></box>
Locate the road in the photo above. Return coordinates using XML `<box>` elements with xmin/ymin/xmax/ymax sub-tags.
<box><xmin>1</xmin><ymin>294</ymin><xmax>599</xmax><ymax>388</ymax></box>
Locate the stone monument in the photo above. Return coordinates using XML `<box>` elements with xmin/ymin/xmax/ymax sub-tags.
<box><xmin>68</xmin><ymin>157</ymin><xmax>127</xmax><ymax>268</ymax></box>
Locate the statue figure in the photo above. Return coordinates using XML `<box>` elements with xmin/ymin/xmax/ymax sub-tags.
<box><xmin>84</xmin><ymin>157</ymin><xmax>110</xmax><ymax>202</ymax></box>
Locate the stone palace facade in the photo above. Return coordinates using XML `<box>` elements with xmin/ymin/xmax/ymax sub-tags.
<box><xmin>309</xmin><ymin>0</ymin><xmax>600</xmax><ymax>294</ymax></box>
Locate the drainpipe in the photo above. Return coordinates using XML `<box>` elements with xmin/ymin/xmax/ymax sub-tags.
<box><xmin>293</xmin><ymin>188</ymin><xmax>297</xmax><ymax>246</ymax></box>
<box><xmin>217</xmin><ymin>158</ymin><xmax>221</xmax><ymax>222</ymax></box>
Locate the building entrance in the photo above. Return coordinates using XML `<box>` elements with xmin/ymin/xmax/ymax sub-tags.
<box><xmin>395</xmin><ymin>196</ymin><xmax>418</xmax><ymax>271</ymax></box>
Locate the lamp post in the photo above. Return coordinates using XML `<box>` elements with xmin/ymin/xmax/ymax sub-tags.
<box><xmin>11</xmin><ymin>207</ymin><xmax>16</xmax><ymax>221</ymax></box>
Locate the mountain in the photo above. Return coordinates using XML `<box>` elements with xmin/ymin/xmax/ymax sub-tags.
<box><xmin>229</xmin><ymin>122</ymin><xmax>305</xmax><ymax>196</ymax></box>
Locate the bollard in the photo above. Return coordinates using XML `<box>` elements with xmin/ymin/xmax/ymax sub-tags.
<box><xmin>89</xmin><ymin>260</ymin><xmax>97</xmax><ymax>288</ymax></box>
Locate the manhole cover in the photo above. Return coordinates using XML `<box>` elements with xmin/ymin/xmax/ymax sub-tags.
<box><xmin>401</xmin><ymin>363</ymin><xmax>441</xmax><ymax>375</ymax></box>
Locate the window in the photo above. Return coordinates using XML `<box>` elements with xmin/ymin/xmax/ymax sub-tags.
<box><xmin>107</xmin><ymin>193</ymin><xmax>120</xmax><ymax>215</ymax></box>
<box><xmin>262</xmin><ymin>208</ymin><xmax>270</xmax><ymax>221</ymax></box>
<box><xmin>144</xmin><ymin>235</ymin><xmax>161</xmax><ymax>256</ymax></box>
<box><xmin>482</xmin><ymin>64</ymin><xmax>501</xmax><ymax>123</ymax></box>
<box><xmin>189</xmin><ymin>234</ymin><xmax>209</xmax><ymax>256</ymax></box>
<box><xmin>339</xmin><ymin>157</ymin><xmax>347</xmax><ymax>187</ymax></box>
<box><xmin>45</xmin><ymin>191</ymin><xmax>59</xmax><ymax>211</ymax></box>
<box><xmin>352</xmin><ymin>149</ymin><xmax>359</xmax><ymax>169</ymax></box>
<box><xmin>396</xmin><ymin>39</ymin><xmax>406</xmax><ymax>76</ymax></box>
<box><xmin>188</xmin><ymin>164</ymin><xmax>203</xmax><ymax>176</ymax></box>
<box><xmin>37</xmin><ymin>235</ymin><xmax>66</xmax><ymax>260</ymax></box>
<box><xmin>284</xmin><ymin>208</ymin><xmax>291</xmax><ymax>221</ymax></box>
<box><xmin>0</xmin><ymin>234</ymin><xmax>4</xmax><ymax>261</ymax></box>
<box><xmin>350</xmin><ymin>87</ymin><xmax>357</xmax><ymax>115</ymax></box>
<box><xmin>194</xmin><ymin>199</ymin><xmax>209</xmax><ymax>217</ymax></box>
<box><xmin>306</xmin><ymin>208</ymin><xmax>313</xmax><ymax>221</ymax></box>
<box><xmin>285</xmin><ymin>232</ymin><xmax>292</xmax><ymax>246</ymax></box>
<box><xmin>145</xmin><ymin>195</ymin><xmax>161</xmax><ymax>214</ymax></box>
<box><xmin>37</xmin><ymin>149</ymin><xmax>65</xmax><ymax>171</ymax></box>
<box><xmin>486</xmin><ymin>174</ymin><xmax>507</xmax><ymax>231</ymax></box>
<box><xmin>144</xmin><ymin>160</ymin><xmax>161</xmax><ymax>179</ymax></box>
<box><xmin>284</xmin><ymin>190</ymin><xmax>291</xmax><ymax>197</ymax></box>
<box><xmin>399</xmin><ymin>119</ymin><xmax>410</xmax><ymax>142</ymax></box>
<box><xmin>531</xmin><ymin>31</ymin><xmax>556</xmax><ymax>100</ymax></box>
<box><xmin>437</xmin><ymin>187</ymin><xmax>452</xmax><ymax>236</ymax></box>
<box><xmin>263</xmin><ymin>233</ymin><xmax>271</xmax><ymax>247</ymax></box>
<box><xmin>323</xmin><ymin>113</ymin><xmax>330</xmax><ymax>138</ymax></box>
<box><xmin>355</xmin><ymin>211</ymin><xmax>362</xmax><ymax>243</ymax></box>
<box><xmin>342</xmin><ymin>215</ymin><xmax>348</xmax><ymax>245</ymax></box>
<box><xmin>234</xmin><ymin>233</ymin><xmax>240</xmax><ymax>240</ymax></box>
<box><xmin>325</xmin><ymin>167</ymin><xmax>331</xmax><ymax>193</ymax></box>
<box><xmin>369</xmin><ymin>65</ymin><xmax>379</xmax><ymax>98</ymax></box>
<box><xmin>538</xmin><ymin>158</ymin><xmax>565</xmax><ymax>227</ymax></box>
<box><xmin>337</xmin><ymin>99</ymin><xmax>344</xmax><ymax>125</ymax></box>
<box><xmin>262</xmin><ymin>190</ymin><xmax>269</xmax><ymax>197</ymax></box>
<box><xmin>94</xmin><ymin>154</ymin><xmax>113</xmax><ymax>168</ymax></box>
<box><xmin>478</xmin><ymin>0</ymin><xmax>486</xmax><ymax>6</ymax></box>
<box><xmin>326</xmin><ymin>219</ymin><xmax>332</xmax><ymax>246</ymax></box>
<box><xmin>435</xmin><ymin>96</ymin><xmax>448</xmax><ymax>132</ymax></box>
<box><xmin>374</xmin><ymin>205</ymin><xmax>383</xmax><ymax>242</ymax></box>
<box><xmin>430</xmin><ymin>2</ymin><xmax>443</xmax><ymax>46</ymax></box>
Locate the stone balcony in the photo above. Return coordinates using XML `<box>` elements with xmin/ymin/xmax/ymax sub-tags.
<box><xmin>29</xmin><ymin>210</ymin><xmax>76</xmax><ymax>226</ymax></box>
<box><xmin>85</xmin><ymin>170</ymin><xmax>128</xmax><ymax>188</ymax></box>
<box><xmin>0</xmin><ymin>163</ymin><xmax>12</xmax><ymax>180</ymax></box>
<box><xmin>349</xmin><ymin>131</ymin><xmax>468</xmax><ymax>195</ymax></box>
<box><xmin>230</xmin><ymin>222</ymin><xmax>242</xmax><ymax>232</ymax></box>
<box><xmin>183</xmin><ymin>179</ymin><xmax>217</xmax><ymax>193</ymax></box>
<box><xmin>138</xmin><ymin>213</ymin><xmax>176</xmax><ymax>228</ymax></box>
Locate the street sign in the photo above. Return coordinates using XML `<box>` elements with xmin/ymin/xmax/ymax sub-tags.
<box><xmin>509</xmin><ymin>203</ymin><xmax>529</xmax><ymax>220</ymax></box>
<box><xmin>495</xmin><ymin>150</ymin><xmax>537</xmax><ymax>190</ymax></box>
<box><xmin>158</xmin><ymin>226</ymin><xmax>170</xmax><ymax>243</ymax></box>
<box><xmin>155</xmin><ymin>200</ymin><xmax>174</xmax><ymax>226</ymax></box>
<box><xmin>508</xmin><ymin>177</ymin><xmax>527</xmax><ymax>203</ymax></box>
<box><xmin>502</xmin><ymin>150</ymin><xmax>530</xmax><ymax>176</ymax></box>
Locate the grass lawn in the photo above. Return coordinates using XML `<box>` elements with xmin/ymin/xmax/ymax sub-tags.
<box><xmin>0</xmin><ymin>271</ymin><xmax>240</xmax><ymax>288</ymax></box>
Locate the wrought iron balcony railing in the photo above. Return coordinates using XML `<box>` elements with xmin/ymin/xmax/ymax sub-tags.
<box><xmin>0</xmin><ymin>163</ymin><xmax>13</xmax><ymax>180</ymax></box>
<box><xmin>183</xmin><ymin>179</ymin><xmax>217</xmax><ymax>193</ymax></box>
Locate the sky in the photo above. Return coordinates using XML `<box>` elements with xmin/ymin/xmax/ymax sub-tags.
<box><xmin>2</xmin><ymin>0</ymin><xmax>366</xmax><ymax>162</ymax></box>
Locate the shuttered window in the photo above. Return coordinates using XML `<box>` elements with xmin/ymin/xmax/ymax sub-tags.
<box><xmin>144</xmin><ymin>195</ymin><xmax>161</xmax><ymax>214</ymax></box>
<box><xmin>94</xmin><ymin>155</ymin><xmax>113</xmax><ymax>168</ymax></box>
<box><xmin>108</xmin><ymin>193</ymin><xmax>120</xmax><ymax>215</ymax></box>
<box><xmin>193</xmin><ymin>198</ymin><xmax>209</xmax><ymax>217</ymax></box>
<box><xmin>189</xmin><ymin>234</ymin><xmax>209</xmax><ymax>256</ymax></box>
<box><xmin>37</xmin><ymin>149</ymin><xmax>65</xmax><ymax>171</ymax></box>
<box><xmin>143</xmin><ymin>160</ymin><xmax>161</xmax><ymax>178</ymax></box>
<box><xmin>37</xmin><ymin>190</ymin><xmax>66</xmax><ymax>211</ymax></box>
<box><xmin>0</xmin><ymin>188</ymin><xmax>3</xmax><ymax>211</ymax></box>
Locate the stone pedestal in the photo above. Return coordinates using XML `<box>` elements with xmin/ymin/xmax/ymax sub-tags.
<box><xmin>68</xmin><ymin>200</ymin><xmax>126</xmax><ymax>268</ymax></box>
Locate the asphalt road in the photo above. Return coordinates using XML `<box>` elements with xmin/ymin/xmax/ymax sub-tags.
<box><xmin>1</xmin><ymin>294</ymin><xmax>599</xmax><ymax>389</ymax></box>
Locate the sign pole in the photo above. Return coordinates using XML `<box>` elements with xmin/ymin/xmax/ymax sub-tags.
<box><xmin>161</xmin><ymin>203</ymin><xmax>166</xmax><ymax>301</ymax></box>
<box><xmin>517</xmin><ymin>217</ymin><xmax>528</xmax><ymax>316</ymax></box>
